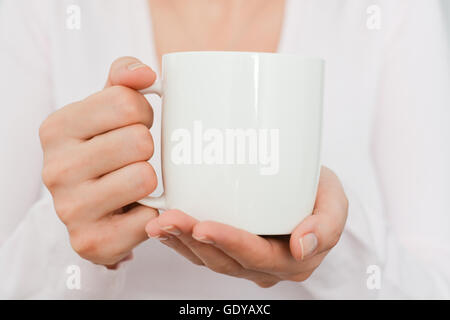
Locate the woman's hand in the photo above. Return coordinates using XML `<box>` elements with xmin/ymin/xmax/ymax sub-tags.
<box><xmin>145</xmin><ymin>166</ymin><xmax>348</xmax><ymax>287</ymax></box>
<box><xmin>40</xmin><ymin>57</ymin><xmax>159</xmax><ymax>268</ymax></box>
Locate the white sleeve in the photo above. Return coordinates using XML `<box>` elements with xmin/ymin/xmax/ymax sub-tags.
<box><xmin>372</xmin><ymin>0</ymin><xmax>450</xmax><ymax>298</ymax></box>
<box><xmin>0</xmin><ymin>0</ymin><xmax>128</xmax><ymax>298</ymax></box>
<box><xmin>298</xmin><ymin>0</ymin><xmax>450</xmax><ymax>299</ymax></box>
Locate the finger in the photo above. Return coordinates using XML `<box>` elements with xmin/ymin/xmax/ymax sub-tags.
<box><xmin>192</xmin><ymin>221</ymin><xmax>314</xmax><ymax>275</ymax></box>
<box><xmin>40</xmin><ymin>57</ymin><xmax>156</xmax><ymax>151</ymax></box>
<box><xmin>59</xmin><ymin>124</ymin><xmax>154</xmax><ymax>181</ymax></box>
<box><xmin>74</xmin><ymin>162</ymin><xmax>158</xmax><ymax>220</ymax></box>
<box><xmin>156</xmin><ymin>236</ymin><xmax>206</xmax><ymax>266</ymax></box>
<box><xmin>60</xmin><ymin>85</ymin><xmax>154</xmax><ymax>140</ymax></box>
<box><xmin>145</xmin><ymin>210</ymin><xmax>217</xmax><ymax>260</ymax></box>
<box><xmin>107</xmin><ymin>204</ymin><xmax>159</xmax><ymax>252</ymax></box>
<box><xmin>146</xmin><ymin>215</ymin><xmax>204</xmax><ymax>266</ymax></box>
<box><xmin>72</xmin><ymin>205</ymin><xmax>158</xmax><ymax>266</ymax></box>
<box><xmin>290</xmin><ymin>166</ymin><xmax>349</xmax><ymax>261</ymax></box>
<box><xmin>146</xmin><ymin>212</ymin><xmax>207</xmax><ymax>265</ymax></box>
<box><xmin>85</xmin><ymin>123</ymin><xmax>154</xmax><ymax>177</ymax></box>
<box><xmin>147</xmin><ymin>210</ymin><xmax>280</xmax><ymax>287</ymax></box>
<box><xmin>105</xmin><ymin>56</ymin><xmax>156</xmax><ymax>90</ymax></box>
<box><xmin>105</xmin><ymin>252</ymin><xmax>134</xmax><ymax>270</ymax></box>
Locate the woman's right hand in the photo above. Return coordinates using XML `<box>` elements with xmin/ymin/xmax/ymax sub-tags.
<box><xmin>39</xmin><ymin>57</ymin><xmax>159</xmax><ymax>268</ymax></box>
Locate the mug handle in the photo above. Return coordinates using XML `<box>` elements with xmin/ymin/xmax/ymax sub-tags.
<box><xmin>136</xmin><ymin>80</ymin><xmax>167</xmax><ymax>210</ymax></box>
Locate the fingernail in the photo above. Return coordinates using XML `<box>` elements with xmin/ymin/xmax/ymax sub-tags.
<box><xmin>299</xmin><ymin>233</ymin><xmax>318</xmax><ymax>260</ymax></box>
<box><xmin>160</xmin><ymin>225</ymin><xmax>182</xmax><ymax>236</ymax></box>
<box><xmin>127</xmin><ymin>62</ymin><xmax>146</xmax><ymax>71</ymax></box>
<box><xmin>148</xmin><ymin>234</ymin><xmax>171</xmax><ymax>241</ymax></box>
<box><xmin>192</xmin><ymin>234</ymin><xmax>215</xmax><ymax>245</ymax></box>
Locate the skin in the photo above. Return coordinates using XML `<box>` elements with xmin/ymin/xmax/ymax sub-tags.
<box><xmin>39</xmin><ymin>0</ymin><xmax>349</xmax><ymax>286</ymax></box>
<box><xmin>40</xmin><ymin>57</ymin><xmax>159</xmax><ymax>268</ymax></box>
<box><xmin>149</xmin><ymin>0</ymin><xmax>286</xmax><ymax>68</ymax></box>
<box><xmin>145</xmin><ymin>166</ymin><xmax>348</xmax><ymax>287</ymax></box>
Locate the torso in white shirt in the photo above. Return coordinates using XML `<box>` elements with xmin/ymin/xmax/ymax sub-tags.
<box><xmin>1</xmin><ymin>0</ymin><xmax>449</xmax><ymax>299</ymax></box>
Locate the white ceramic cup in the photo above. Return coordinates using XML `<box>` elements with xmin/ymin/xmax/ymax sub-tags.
<box><xmin>138</xmin><ymin>51</ymin><xmax>324</xmax><ymax>235</ymax></box>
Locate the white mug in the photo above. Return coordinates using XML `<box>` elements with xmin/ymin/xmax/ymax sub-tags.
<box><xmin>138</xmin><ymin>51</ymin><xmax>324</xmax><ymax>235</ymax></box>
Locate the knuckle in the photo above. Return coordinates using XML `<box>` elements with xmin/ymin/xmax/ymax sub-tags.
<box><xmin>38</xmin><ymin>114</ymin><xmax>59</xmax><ymax>146</ymax></box>
<box><xmin>329</xmin><ymin>232</ymin><xmax>341</xmax><ymax>249</ymax></box>
<box><xmin>288</xmin><ymin>274</ymin><xmax>306</xmax><ymax>282</ymax></box>
<box><xmin>328</xmin><ymin>224</ymin><xmax>343</xmax><ymax>249</ymax></box>
<box><xmin>210</xmin><ymin>262</ymin><xmax>241</xmax><ymax>277</ymax></box>
<box><xmin>39</xmin><ymin>103</ymin><xmax>76</xmax><ymax>146</ymax></box>
<box><xmin>53</xmin><ymin>197</ymin><xmax>82</xmax><ymax>225</ymax></box>
<box><xmin>70</xmin><ymin>230</ymin><xmax>117</xmax><ymax>263</ymax></box>
<box><xmin>133</xmin><ymin>162</ymin><xmax>157</xmax><ymax>197</ymax></box>
<box><xmin>70</xmin><ymin>232</ymin><xmax>100</xmax><ymax>259</ymax></box>
<box><xmin>131</xmin><ymin>125</ymin><xmax>154</xmax><ymax>159</ymax></box>
<box><xmin>288</xmin><ymin>271</ymin><xmax>313</xmax><ymax>282</ymax></box>
<box><xmin>41</xmin><ymin>164</ymin><xmax>57</xmax><ymax>189</ymax></box>
<box><xmin>343</xmin><ymin>194</ymin><xmax>349</xmax><ymax>211</ymax></box>
<box><xmin>111</xmin><ymin>86</ymin><xmax>143</xmax><ymax>121</ymax></box>
<box><xmin>41</xmin><ymin>156</ymin><xmax>70</xmax><ymax>189</ymax></box>
<box><xmin>340</xmin><ymin>193</ymin><xmax>349</xmax><ymax>217</ymax></box>
<box><xmin>38</xmin><ymin>118</ymin><xmax>50</xmax><ymax>144</ymax></box>
<box><xmin>255</xmin><ymin>279</ymin><xmax>278</xmax><ymax>288</ymax></box>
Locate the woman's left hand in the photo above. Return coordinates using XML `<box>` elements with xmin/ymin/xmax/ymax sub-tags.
<box><xmin>145</xmin><ymin>166</ymin><xmax>348</xmax><ymax>288</ymax></box>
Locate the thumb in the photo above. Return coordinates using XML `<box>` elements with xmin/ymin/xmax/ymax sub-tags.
<box><xmin>289</xmin><ymin>166</ymin><xmax>348</xmax><ymax>261</ymax></box>
<box><xmin>105</xmin><ymin>56</ymin><xmax>157</xmax><ymax>90</ymax></box>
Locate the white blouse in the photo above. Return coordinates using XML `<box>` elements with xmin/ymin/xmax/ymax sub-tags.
<box><xmin>0</xmin><ymin>0</ymin><xmax>449</xmax><ymax>299</ymax></box>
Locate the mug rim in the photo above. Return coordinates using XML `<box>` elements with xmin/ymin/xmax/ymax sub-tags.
<box><xmin>162</xmin><ymin>51</ymin><xmax>324</xmax><ymax>63</ymax></box>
